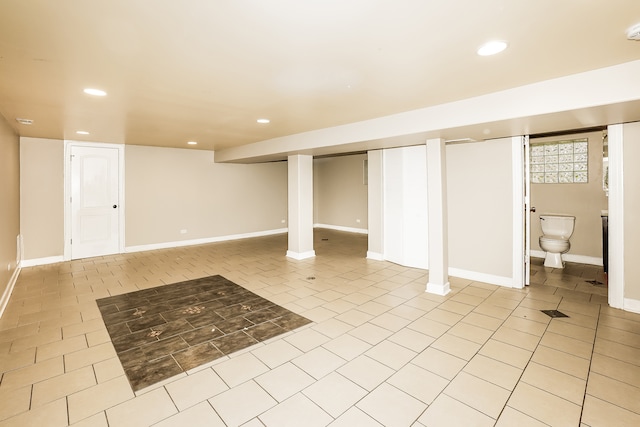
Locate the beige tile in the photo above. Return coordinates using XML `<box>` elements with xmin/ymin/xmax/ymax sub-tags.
<box><xmin>213</xmin><ymin>352</ymin><xmax>269</xmax><ymax>388</ymax></box>
<box><xmin>285</xmin><ymin>328</ymin><xmax>331</xmax><ymax>352</ymax></box>
<box><xmin>69</xmin><ymin>412</ymin><xmax>108</xmax><ymax>427</ymax></box>
<box><xmin>0</xmin><ymin>397</ymin><xmax>68</xmax><ymax>427</ymax></box>
<box><xmin>463</xmin><ymin>354</ymin><xmax>522</xmax><ymax>390</ymax></box>
<box><xmin>507</xmin><ymin>382</ymin><xmax>582</xmax><ymax>427</ymax></box>
<box><xmin>328</xmin><ymin>407</ymin><xmax>383</xmax><ymax>427</ymax></box>
<box><xmin>105</xmin><ymin>388</ymin><xmax>177</xmax><ymax>427</ymax></box>
<box><xmin>422</xmin><ymin>308</ymin><xmax>464</xmax><ymax>326</ymax></box>
<box><xmin>251</xmin><ymin>339</ymin><xmax>304</xmax><ymax>369</ymax></box>
<box><xmin>0</xmin><ymin>385</ymin><xmax>31</xmax><ymax>421</ymax></box>
<box><xmin>368</xmin><ymin>312</ymin><xmax>412</xmax><ymax>332</ymax></box>
<box><xmin>411</xmin><ymin>347</ymin><xmax>466</xmax><ymax>380</ymax></box>
<box><xmin>255</xmin><ymin>362</ymin><xmax>315</xmax><ymax>402</ymax></box>
<box><xmin>596</xmin><ymin>325</ymin><xmax>640</xmax><ymax>349</ymax></box>
<box><xmin>460</xmin><ymin>311</ymin><xmax>504</xmax><ymax>331</ymax></box>
<box><xmin>154</xmin><ymin>401</ymin><xmax>225</xmax><ymax>427</ymax></box>
<box><xmin>547</xmin><ymin>320</ymin><xmax>596</xmax><ymax>343</ymax></box>
<box><xmin>510</xmin><ymin>306</ymin><xmax>553</xmax><ymax>324</ymax></box>
<box><xmin>32</xmin><ymin>365</ymin><xmax>96</xmax><ymax>407</ymax></box>
<box><xmin>473</xmin><ymin>302</ymin><xmax>512</xmax><ymax>320</ymax></box>
<box><xmin>312</xmin><ymin>318</ymin><xmax>353</xmax><ymax>338</ymax></box>
<box><xmin>479</xmin><ymin>339</ymin><xmax>532</xmax><ymax>369</ymax></box>
<box><xmin>539</xmin><ymin>331</ymin><xmax>594</xmax><ymax>360</ymax></box>
<box><xmin>448</xmin><ymin>322</ymin><xmax>493</xmax><ymax>344</ymax></box>
<box><xmin>36</xmin><ymin>334</ymin><xmax>87</xmax><ymax>362</ymax></box>
<box><xmin>495</xmin><ymin>406</ymin><xmax>548</xmax><ymax>427</ymax></box>
<box><xmin>67</xmin><ymin>376</ymin><xmax>135</xmax><ymax>424</ymax></box>
<box><xmin>10</xmin><ymin>327</ymin><xmax>62</xmax><ymax>353</ymax></box>
<box><xmin>349</xmin><ymin>322</ymin><xmax>393</xmax><ymax>345</ymax></box>
<box><xmin>438</xmin><ymin>300</ymin><xmax>475</xmax><ymax>316</ymax></box>
<box><xmin>293</xmin><ymin>346</ymin><xmax>346</xmax><ymax>379</ymax></box>
<box><xmin>303</xmin><ymin>372</ymin><xmax>368</xmax><ymax>417</ymax></box>
<box><xmin>259</xmin><ymin>393</ymin><xmax>332</xmax><ymax>427</ymax></box>
<box><xmin>357</xmin><ymin>382</ymin><xmax>426</xmax><ymax>427</ymax></box>
<box><xmin>582</xmin><ymin>394</ymin><xmax>640</xmax><ymax>427</ymax></box>
<box><xmin>164</xmin><ymin>368</ymin><xmax>228</xmax><ymax>411</ymax></box>
<box><xmin>337</xmin><ymin>355</ymin><xmax>394</xmax><ymax>391</ymax></box>
<box><xmin>444</xmin><ymin>371</ymin><xmax>510</xmax><ymax>418</ymax></box>
<box><xmin>492</xmin><ymin>326</ymin><xmax>541</xmax><ymax>351</ymax></box>
<box><xmin>431</xmin><ymin>333</ymin><xmax>481</xmax><ymax>361</ymax></box>
<box><xmin>0</xmin><ymin>347</ymin><xmax>35</xmax><ymax>373</ymax></box>
<box><xmin>92</xmin><ymin>357</ymin><xmax>125</xmax><ymax>383</ymax></box>
<box><xmin>418</xmin><ymin>394</ymin><xmax>495</xmax><ymax>427</ymax></box>
<box><xmin>365</xmin><ymin>340</ymin><xmax>416</xmax><ymax>370</ymax></box>
<box><xmin>532</xmin><ymin>345</ymin><xmax>591</xmax><ymax>379</ymax></box>
<box><xmin>407</xmin><ymin>316</ymin><xmax>450</xmax><ymax>338</ymax></box>
<box><xmin>387</xmin><ymin>328</ymin><xmax>434</xmax><ymax>353</ymax></box>
<box><xmin>0</xmin><ymin>356</ymin><xmax>64</xmax><ymax>392</ymax></box>
<box><xmin>521</xmin><ymin>362</ymin><xmax>586</xmax><ymax>405</ymax></box>
<box><xmin>64</xmin><ymin>342</ymin><xmax>117</xmax><ymax>372</ymax></box>
<box><xmin>586</xmin><ymin>372</ymin><xmax>640</xmax><ymax>414</ymax></box>
<box><xmin>387</xmin><ymin>363</ymin><xmax>449</xmax><ymax>404</ymax></box>
<box><xmin>502</xmin><ymin>316</ymin><xmax>548</xmax><ymax>336</ymax></box>
<box><xmin>322</xmin><ymin>334</ymin><xmax>371</xmax><ymax>361</ymax></box>
<box><xmin>594</xmin><ymin>337</ymin><xmax>640</xmax><ymax>366</ymax></box>
<box><xmin>591</xmin><ymin>352</ymin><xmax>640</xmax><ymax>388</ymax></box>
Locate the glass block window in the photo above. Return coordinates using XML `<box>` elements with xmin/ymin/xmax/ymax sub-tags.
<box><xmin>530</xmin><ymin>138</ymin><xmax>588</xmax><ymax>184</ymax></box>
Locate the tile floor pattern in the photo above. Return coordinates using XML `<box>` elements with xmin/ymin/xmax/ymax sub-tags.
<box><xmin>0</xmin><ymin>229</ymin><xmax>639</xmax><ymax>426</ymax></box>
<box><xmin>97</xmin><ymin>275</ymin><xmax>312</xmax><ymax>391</ymax></box>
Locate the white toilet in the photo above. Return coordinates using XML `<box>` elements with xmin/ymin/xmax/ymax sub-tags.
<box><xmin>539</xmin><ymin>214</ymin><xmax>575</xmax><ymax>268</ymax></box>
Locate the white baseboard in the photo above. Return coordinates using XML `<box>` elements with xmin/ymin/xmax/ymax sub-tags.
<box><xmin>624</xmin><ymin>298</ymin><xmax>640</xmax><ymax>314</ymax></box>
<box><xmin>427</xmin><ymin>281</ymin><xmax>451</xmax><ymax>296</ymax></box>
<box><xmin>20</xmin><ymin>255</ymin><xmax>65</xmax><ymax>268</ymax></box>
<box><xmin>448</xmin><ymin>267</ymin><xmax>515</xmax><ymax>288</ymax></box>
<box><xmin>314</xmin><ymin>224</ymin><xmax>368</xmax><ymax>234</ymax></box>
<box><xmin>0</xmin><ymin>266</ymin><xmax>21</xmax><ymax>319</ymax></box>
<box><xmin>530</xmin><ymin>250</ymin><xmax>603</xmax><ymax>266</ymax></box>
<box><xmin>286</xmin><ymin>250</ymin><xmax>316</xmax><ymax>260</ymax></box>
<box><xmin>366</xmin><ymin>251</ymin><xmax>384</xmax><ymax>261</ymax></box>
<box><xmin>126</xmin><ymin>228</ymin><xmax>288</xmax><ymax>253</ymax></box>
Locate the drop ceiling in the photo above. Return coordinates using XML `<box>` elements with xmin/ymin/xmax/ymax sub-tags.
<box><xmin>1</xmin><ymin>0</ymin><xmax>639</xmax><ymax>161</ymax></box>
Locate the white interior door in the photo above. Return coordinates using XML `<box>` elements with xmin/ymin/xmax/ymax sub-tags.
<box><xmin>70</xmin><ymin>145</ymin><xmax>121</xmax><ymax>259</ymax></box>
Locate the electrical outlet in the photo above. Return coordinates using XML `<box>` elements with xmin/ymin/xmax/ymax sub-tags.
<box><xmin>180</xmin><ymin>229</ymin><xmax>187</xmax><ymax>234</ymax></box>
<box><xmin>281</xmin><ymin>219</ymin><xmax>286</xmax><ymax>224</ymax></box>
<box><xmin>356</xmin><ymin>219</ymin><xmax>361</xmax><ymax>223</ymax></box>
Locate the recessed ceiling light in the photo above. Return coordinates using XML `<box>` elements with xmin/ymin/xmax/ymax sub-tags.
<box><xmin>83</xmin><ymin>88</ymin><xmax>107</xmax><ymax>96</ymax></box>
<box><xmin>257</xmin><ymin>118</ymin><xmax>270</xmax><ymax>124</ymax></box>
<box><xmin>187</xmin><ymin>141</ymin><xmax>198</xmax><ymax>145</ymax></box>
<box><xmin>477</xmin><ymin>40</ymin><xmax>508</xmax><ymax>56</ymax></box>
<box><xmin>16</xmin><ymin>118</ymin><xmax>34</xmax><ymax>125</ymax></box>
<box><xmin>76</xmin><ymin>130</ymin><xmax>90</xmax><ymax>135</ymax></box>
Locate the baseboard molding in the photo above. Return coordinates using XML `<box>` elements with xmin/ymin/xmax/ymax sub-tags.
<box><xmin>286</xmin><ymin>250</ymin><xmax>316</xmax><ymax>260</ymax></box>
<box><xmin>20</xmin><ymin>255</ymin><xmax>65</xmax><ymax>268</ymax></box>
<box><xmin>426</xmin><ymin>281</ymin><xmax>451</xmax><ymax>296</ymax></box>
<box><xmin>530</xmin><ymin>250</ymin><xmax>603</xmax><ymax>266</ymax></box>
<box><xmin>0</xmin><ymin>266</ymin><xmax>21</xmax><ymax>319</ymax></box>
<box><xmin>314</xmin><ymin>224</ymin><xmax>368</xmax><ymax>234</ymax></box>
<box><xmin>126</xmin><ymin>228</ymin><xmax>288</xmax><ymax>253</ymax></box>
<box><xmin>624</xmin><ymin>298</ymin><xmax>640</xmax><ymax>314</ymax></box>
<box><xmin>366</xmin><ymin>251</ymin><xmax>384</xmax><ymax>261</ymax></box>
<box><xmin>448</xmin><ymin>267</ymin><xmax>515</xmax><ymax>288</ymax></box>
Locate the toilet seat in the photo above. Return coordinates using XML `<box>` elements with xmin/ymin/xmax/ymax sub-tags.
<box><xmin>540</xmin><ymin>235</ymin><xmax>569</xmax><ymax>243</ymax></box>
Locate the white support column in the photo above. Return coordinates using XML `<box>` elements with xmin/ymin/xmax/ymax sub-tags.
<box><xmin>608</xmin><ymin>124</ymin><xmax>624</xmax><ymax>309</ymax></box>
<box><xmin>426</xmin><ymin>138</ymin><xmax>450</xmax><ymax>295</ymax></box>
<box><xmin>367</xmin><ymin>150</ymin><xmax>384</xmax><ymax>260</ymax></box>
<box><xmin>286</xmin><ymin>154</ymin><xmax>316</xmax><ymax>260</ymax></box>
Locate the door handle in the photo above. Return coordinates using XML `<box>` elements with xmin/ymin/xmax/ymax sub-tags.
<box><xmin>530</xmin><ymin>206</ymin><xmax>536</xmax><ymax>213</ymax></box>
<box><xmin>113</xmin><ymin>205</ymin><xmax>118</xmax><ymax>209</ymax></box>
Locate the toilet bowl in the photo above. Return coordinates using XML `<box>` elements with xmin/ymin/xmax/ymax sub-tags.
<box><xmin>539</xmin><ymin>214</ymin><xmax>575</xmax><ymax>268</ymax></box>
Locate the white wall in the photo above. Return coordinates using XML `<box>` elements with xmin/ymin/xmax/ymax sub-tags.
<box><xmin>383</xmin><ymin>145</ymin><xmax>428</xmax><ymax>269</ymax></box>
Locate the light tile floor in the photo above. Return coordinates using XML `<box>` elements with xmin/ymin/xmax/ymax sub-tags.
<box><xmin>1</xmin><ymin>229</ymin><xmax>639</xmax><ymax>426</ymax></box>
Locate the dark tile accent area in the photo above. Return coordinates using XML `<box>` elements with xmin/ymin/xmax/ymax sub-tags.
<box><xmin>541</xmin><ymin>309</ymin><xmax>570</xmax><ymax>318</ymax></box>
<box><xmin>97</xmin><ymin>275</ymin><xmax>312</xmax><ymax>391</ymax></box>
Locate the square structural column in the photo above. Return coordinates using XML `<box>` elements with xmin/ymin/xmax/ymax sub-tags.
<box><xmin>367</xmin><ymin>150</ymin><xmax>384</xmax><ymax>260</ymax></box>
<box><xmin>287</xmin><ymin>154</ymin><xmax>316</xmax><ymax>260</ymax></box>
<box><xmin>426</xmin><ymin>138</ymin><xmax>450</xmax><ymax>295</ymax></box>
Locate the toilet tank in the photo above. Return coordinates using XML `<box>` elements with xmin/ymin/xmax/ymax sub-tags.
<box><xmin>540</xmin><ymin>214</ymin><xmax>575</xmax><ymax>238</ymax></box>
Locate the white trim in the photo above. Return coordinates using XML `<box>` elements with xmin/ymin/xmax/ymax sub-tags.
<box><xmin>623</xmin><ymin>298</ymin><xmax>640</xmax><ymax>314</ymax></box>
<box><xmin>20</xmin><ymin>256</ymin><xmax>65</xmax><ymax>268</ymax></box>
<box><xmin>426</xmin><ymin>281</ymin><xmax>450</xmax><ymax>296</ymax></box>
<box><xmin>314</xmin><ymin>223</ymin><xmax>368</xmax><ymax>234</ymax></box>
<box><xmin>366</xmin><ymin>251</ymin><xmax>384</xmax><ymax>261</ymax></box>
<box><xmin>512</xmin><ymin>136</ymin><xmax>525</xmax><ymax>289</ymax></box>
<box><xmin>0</xmin><ymin>265</ymin><xmax>21</xmax><ymax>319</ymax></box>
<box><xmin>286</xmin><ymin>250</ymin><xmax>316</xmax><ymax>260</ymax></box>
<box><xmin>449</xmin><ymin>267</ymin><xmax>515</xmax><ymax>288</ymax></box>
<box><xmin>607</xmin><ymin>124</ymin><xmax>624</xmax><ymax>309</ymax></box>
<box><xmin>530</xmin><ymin>250</ymin><xmax>603</xmax><ymax>266</ymax></box>
<box><xmin>126</xmin><ymin>228</ymin><xmax>288</xmax><ymax>253</ymax></box>
<box><xmin>64</xmin><ymin>141</ymin><xmax>125</xmax><ymax>261</ymax></box>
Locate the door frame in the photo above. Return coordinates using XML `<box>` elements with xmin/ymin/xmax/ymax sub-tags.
<box><xmin>63</xmin><ymin>141</ymin><xmax>125</xmax><ymax>261</ymax></box>
<box><xmin>512</xmin><ymin>135</ymin><xmax>529</xmax><ymax>289</ymax></box>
